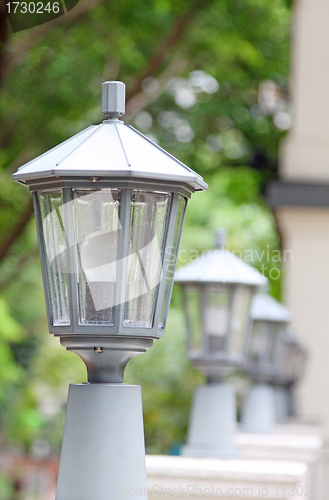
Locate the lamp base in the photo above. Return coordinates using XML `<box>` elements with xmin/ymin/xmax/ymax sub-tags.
<box><xmin>56</xmin><ymin>383</ymin><xmax>147</xmax><ymax>500</ymax></box>
<box><xmin>241</xmin><ymin>383</ymin><xmax>276</xmax><ymax>434</ymax></box>
<box><xmin>181</xmin><ymin>383</ymin><xmax>239</xmax><ymax>459</ymax></box>
<box><xmin>287</xmin><ymin>384</ymin><xmax>297</xmax><ymax>417</ymax></box>
<box><xmin>274</xmin><ymin>385</ymin><xmax>290</xmax><ymax>424</ymax></box>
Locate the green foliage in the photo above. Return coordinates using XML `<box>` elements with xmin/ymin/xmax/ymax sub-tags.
<box><xmin>0</xmin><ymin>473</ymin><xmax>13</xmax><ymax>500</ymax></box>
<box><xmin>0</xmin><ymin>296</ymin><xmax>24</xmax><ymax>399</ymax></box>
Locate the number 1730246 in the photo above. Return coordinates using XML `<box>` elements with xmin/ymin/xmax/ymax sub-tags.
<box><xmin>6</xmin><ymin>2</ymin><xmax>60</xmax><ymax>14</ymax></box>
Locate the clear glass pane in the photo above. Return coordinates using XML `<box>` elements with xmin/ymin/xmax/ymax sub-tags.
<box><xmin>230</xmin><ymin>287</ymin><xmax>253</xmax><ymax>358</ymax></box>
<box><xmin>73</xmin><ymin>189</ymin><xmax>120</xmax><ymax>325</ymax></box>
<box><xmin>159</xmin><ymin>195</ymin><xmax>187</xmax><ymax>329</ymax></box>
<box><xmin>38</xmin><ymin>191</ymin><xmax>70</xmax><ymax>326</ymax></box>
<box><xmin>204</xmin><ymin>286</ymin><xmax>230</xmax><ymax>353</ymax></box>
<box><xmin>267</xmin><ymin>323</ymin><xmax>284</xmax><ymax>368</ymax></box>
<box><xmin>124</xmin><ymin>191</ymin><xmax>171</xmax><ymax>328</ymax></box>
<box><xmin>248</xmin><ymin>321</ymin><xmax>267</xmax><ymax>367</ymax></box>
<box><xmin>184</xmin><ymin>286</ymin><xmax>202</xmax><ymax>354</ymax></box>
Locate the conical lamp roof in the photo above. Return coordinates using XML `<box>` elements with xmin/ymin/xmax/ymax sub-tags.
<box><xmin>13</xmin><ymin>122</ymin><xmax>207</xmax><ymax>191</ymax></box>
<box><xmin>250</xmin><ymin>293</ymin><xmax>291</xmax><ymax>323</ymax></box>
<box><xmin>175</xmin><ymin>249</ymin><xmax>267</xmax><ymax>287</ymax></box>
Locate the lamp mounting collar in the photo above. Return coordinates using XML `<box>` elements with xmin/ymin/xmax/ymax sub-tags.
<box><xmin>60</xmin><ymin>336</ymin><xmax>153</xmax><ymax>383</ymax></box>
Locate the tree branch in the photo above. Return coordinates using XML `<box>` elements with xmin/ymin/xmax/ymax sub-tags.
<box><xmin>125</xmin><ymin>54</ymin><xmax>189</xmax><ymax>119</ymax></box>
<box><xmin>0</xmin><ymin>1</ymin><xmax>9</xmax><ymax>86</ymax></box>
<box><xmin>0</xmin><ymin>248</ymin><xmax>39</xmax><ymax>290</ymax></box>
<box><xmin>0</xmin><ymin>198</ymin><xmax>34</xmax><ymax>265</ymax></box>
<box><xmin>2</xmin><ymin>0</ymin><xmax>106</xmax><ymax>83</ymax></box>
<box><xmin>125</xmin><ymin>0</ymin><xmax>213</xmax><ymax>105</ymax></box>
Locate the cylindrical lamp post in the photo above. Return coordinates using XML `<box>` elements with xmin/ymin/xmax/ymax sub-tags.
<box><xmin>175</xmin><ymin>231</ymin><xmax>267</xmax><ymax>458</ymax></box>
<box><xmin>13</xmin><ymin>81</ymin><xmax>207</xmax><ymax>500</ymax></box>
<box><xmin>241</xmin><ymin>292</ymin><xmax>291</xmax><ymax>434</ymax></box>
<box><xmin>275</xmin><ymin>334</ymin><xmax>308</xmax><ymax>422</ymax></box>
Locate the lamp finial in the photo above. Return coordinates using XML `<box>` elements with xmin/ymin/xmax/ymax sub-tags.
<box><xmin>102</xmin><ymin>81</ymin><xmax>125</xmax><ymax>119</ymax></box>
<box><xmin>214</xmin><ymin>228</ymin><xmax>227</xmax><ymax>249</ymax></box>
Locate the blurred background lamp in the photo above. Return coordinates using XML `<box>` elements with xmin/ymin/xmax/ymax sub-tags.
<box><xmin>274</xmin><ymin>334</ymin><xmax>308</xmax><ymax>424</ymax></box>
<box><xmin>175</xmin><ymin>230</ymin><xmax>267</xmax><ymax>458</ymax></box>
<box><xmin>13</xmin><ymin>81</ymin><xmax>207</xmax><ymax>500</ymax></box>
<box><xmin>241</xmin><ymin>292</ymin><xmax>291</xmax><ymax>434</ymax></box>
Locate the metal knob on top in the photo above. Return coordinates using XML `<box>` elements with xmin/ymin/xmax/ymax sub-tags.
<box><xmin>215</xmin><ymin>228</ymin><xmax>227</xmax><ymax>249</ymax></box>
<box><xmin>102</xmin><ymin>81</ymin><xmax>125</xmax><ymax>119</ymax></box>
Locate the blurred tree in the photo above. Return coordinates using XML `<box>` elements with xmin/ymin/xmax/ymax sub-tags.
<box><xmin>0</xmin><ymin>0</ymin><xmax>291</xmax><ymax>453</ymax></box>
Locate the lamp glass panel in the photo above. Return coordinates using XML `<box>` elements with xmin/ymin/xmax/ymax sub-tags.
<box><xmin>184</xmin><ymin>286</ymin><xmax>202</xmax><ymax>353</ymax></box>
<box><xmin>281</xmin><ymin>343</ymin><xmax>294</xmax><ymax>379</ymax></box>
<box><xmin>38</xmin><ymin>190</ymin><xmax>70</xmax><ymax>326</ymax></box>
<box><xmin>267</xmin><ymin>323</ymin><xmax>284</xmax><ymax>368</ymax></box>
<box><xmin>204</xmin><ymin>286</ymin><xmax>230</xmax><ymax>353</ymax></box>
<box><xmin>124</xmin><ymin>191</ymin><xmax>171</xmax><ymax>328</ymax></box>
<box><xmin>230</xmin><ymin>286</ymin><xmax>253</xmax><ymax>358</ymax></box>
<box><xmin>280</xmin><ymin>343</ymin><xmax>289</xmax><ymax>378</ymax></box>
<box><xmin>159</xmin><ymin>195</ymin><xmax>187</xmax><ymax>329</ymax></box>
<box><xmin>248</xmin><ymin>321</ymin><xmax>267</xmax><ymax>367</ymax></box>
<box><xmin>73</xmin><ymin>189</ymin><xmax>121</xmax><ymax>325</ymax></box>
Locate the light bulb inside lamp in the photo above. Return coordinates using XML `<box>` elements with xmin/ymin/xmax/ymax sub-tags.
<box><xmin>80</xmin><ymin>229</ymin><xmax>118</xmax><ymax>313</ymax></box>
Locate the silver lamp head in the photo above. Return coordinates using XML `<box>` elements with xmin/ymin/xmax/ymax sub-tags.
<box><xmin>102</xmin><ymin>81</ymin><xmax>125</xmax><ymax>119</ymax></box>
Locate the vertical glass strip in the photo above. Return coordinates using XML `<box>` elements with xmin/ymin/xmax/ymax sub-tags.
<box><xmin>73</xmin><ymin>189</ymin><xmax>121</xmax><ymax>326</ymax></box>
<box><xmin>184</xmin><ymin>286</ymin><xmax>203</xmax><ymax>355</ymax></box>
<box><xmin>248</xmin><ymin>321</ymin><xmax>267</xmax><ymax>368</ymax></box>
<box><xmin>124</xmin><ymin>191</ymin><xmax>171</xmax><ymax>328</ymax></box>
<box><xmin>230</xmin><ymin>286</ymin><xmax>253</xmax><ymax>358</ymax></box>
<box><xmin>38</xmin><ymin>191</ymin><xmax>70</xmax><ymax>326</ymax></box>
<box><xmin>159</xmin><ymin>195</ymin><xmax>187</xmax><ymax>329</ymax></box>
<box><xmin>204</xmin><ymin>286</ymin><xmax>231</xmax><ymax>354</ymax></box>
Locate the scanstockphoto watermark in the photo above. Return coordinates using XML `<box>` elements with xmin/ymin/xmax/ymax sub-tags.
<box><xmin>171</xmin><ymin>246</ymin><xmax>294</xmax><ymax>281</ymax></box>
<box><xmin>119</xmin><ymin>484</ymin><xmax>327</xmax><ymax>497</ymax></box>
<box><xmin>120</xmin><ymin>485</ymin><xmax>255</xmax><ymax>497</ymax></box>
<box><xmin>3</xmin><ymin>0</ymin><xmax>80</xmax><ymax>33</ymax></box>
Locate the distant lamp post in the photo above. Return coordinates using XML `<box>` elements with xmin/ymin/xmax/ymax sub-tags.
<box><xmin>13</xmin><ymin>81</ymin><xmax>207</xmax><ymax>499</ymax></box>
<box><xmin>274</xmin><ymin>334</ymin><xmax>308</xmax><ymax>423</ymax></box>
<box><xmin>241</xmin><ymin>292</ymin><xmax>291</xmax><ymax>434</ymax></box>
<box><xmin>175</xmin><ymin>230</ymin><xmax>267</xmax><ymax>458</ymax></box>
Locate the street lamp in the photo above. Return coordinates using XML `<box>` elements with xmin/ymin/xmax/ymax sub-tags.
<box><xmin>241</xmin><ymin>292</ymin><xmax>291</xmax><ymax>434</ymax></box>
<box><xmin>274</xmin><ymin>334</ymin><xmax>308</xmax><ymax>423</ymax></box>
<box><xmin>175</xmin><ymin>231</ymin><xmax>267</xmax><ymax>458</ymax></box>
<box><xmin>13</xmin><ymin>81</ymin><xmax>207</xmax><ymax>500</ymax></box>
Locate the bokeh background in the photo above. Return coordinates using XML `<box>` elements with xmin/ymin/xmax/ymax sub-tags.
<box><xmin>0</xmin><ymin>0</ymin><xmax>292</xmax><ymax>497</ymax></box>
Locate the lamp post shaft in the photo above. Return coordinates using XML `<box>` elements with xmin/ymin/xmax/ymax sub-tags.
<box><xmin>274</xmin><ymin>385</ymin><xmax>290</xmax><ymax>424</ymax></box>
<box><xmin>182</xmin><ymin>383</ymin><xmax>238</xmax><ymax>458</ymax></box>
<box><xmin>241</xmin><ymin>383</ymin><xmax>276</xmax><ymax>434</ymax></box>
<box><xmin>56</xmin><ymin>384</ymin><xmax>147</xmax><ymax>500</ymax></box>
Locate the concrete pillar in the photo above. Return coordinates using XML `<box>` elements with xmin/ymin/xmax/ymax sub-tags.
<box><xmin>280</xmin><ymin>0</ymin><xmax>329</xmax><ymax>181</ymax></box>
<box><xmin>268</xmin><ymin>0</ymin><xmax>329</xmax><ymax>434</ymax></box>
<box><xmin>275</xmin><ymin>209</ymin><xmax>329</xmax><ymax>431</ymax></box>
